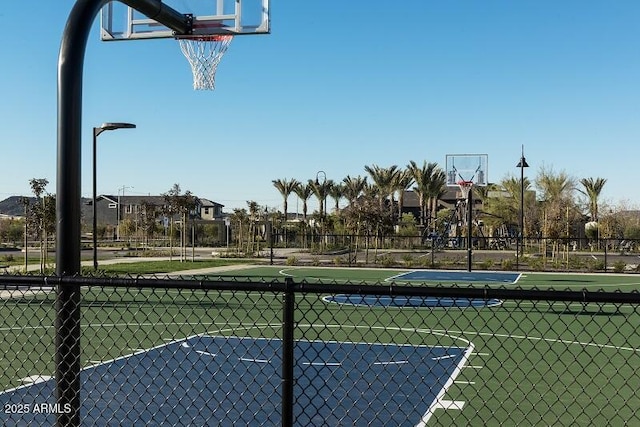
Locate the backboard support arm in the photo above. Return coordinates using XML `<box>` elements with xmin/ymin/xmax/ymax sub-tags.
<box><xmin>57</xmin><ymin>2</ymin><xmax>191</xmax><ymax>426</ymax></box>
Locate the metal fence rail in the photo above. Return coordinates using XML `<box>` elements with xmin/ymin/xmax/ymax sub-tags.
<box><xmin>0</xmin><ymin>275</ymin><xmax>638</xmax><ymax>426</ymax></box>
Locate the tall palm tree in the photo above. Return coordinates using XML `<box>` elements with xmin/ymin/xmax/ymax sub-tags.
<box><xmin>342</xmin><ymin>175</ymin><xmax>367</xmax><ymax>204</ymax></box>
<box><xmin>426</xmin><ymin>168</ymin><xmax>447</xmax><ymax>224</ymax></box>
<box><xmin>293</xmin><ymin>181</ymin><xmax>313</xmax><ymax>249</ymax></box>
<box><xmin>272</xmin><ymin>178</ymin><xmax>300</xmax><ymax>223</ymax></box>
<box><xmin>579</xmin><ymin>177</ymin><xmax>607</xmax><ymax>222</ymax></box>
<box><xmin>364</xmin><ymin>164</ymin><xmax>400</xmax><ymax>210</ymax></box>
<box><xmin>536</xmin><ymin>166</ymin><xmax>575</xmax><ymax>202</ymax></box>
<box><xmin>293</xmin><ymin>181</ymin><xmax>313</xmax><ymax>223</ymax></box>
<box><xmin>246</xmin><ymin>200</ymin><xmax>261</xmax><ymax>254</ymax></box>
<box><xmin>535</xmin><ymin>166</ymin><xmax>577</xmax><ymax>255</ymax></box>
<box><xmin>308</xmin><ymin>178</ymin><xmax>331</xmax><ymax>219</ymax></box>
<box><xmin>407</xmin><ymin>161</ymin><xmax>439</xmax><ymax>228</ymax></box>
<box><xmin>328</xmin><ymin>181</ymin><xmax>344</xmax><ymax>212</ymax></box>
<box><xmin>392</xmin><ymin>169</ymin><xmax>414</xmax><ymax>220</ymax></box>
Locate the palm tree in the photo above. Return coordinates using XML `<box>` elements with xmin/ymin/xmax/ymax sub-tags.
<box><xmin>308</xmin><ymin>178</ymin><xmax>331</xmax><ymax>220</ymax></box>
<box><xmin>407</xmin><ymin>161</ymin><xmax>439</xmax><ymax>228</ymax></box>
<box><xmin>328</xmin><ymin>182</ymin><xmax>344</xmax><ymax>212</ymax></box>
<box><xmin>535</xmin><ymin>166</ymin><xmax>577</xmax><ymax>257</ymax></box>
<box><xmin>293</xmin><ymin>181</ymin><xmax>313</xmax><ymax>223</ymax></box>
<box><xmin>427</xmin><ymin>168</ymin><xmax>447</xmax><ymax>226</ymax></box>
<box><xmin>392</xmin><ymin>169</ymin><xmax>414</xmax><ymax>221</ymax></box>
<box><xmin>364</xmin><ymin>164</ymin><xmax>400</xmax><ymax>211</ymax></box>
<box><xmin>272</xmin><ymin>178</ymin><xmax>300</xmax><ymax>224</ymax></box>
<box><xmin>293</xmin><ymin>181</ymin><xmax>313</xmax><ymax>248</ymax></box>
<box><xmin>579</xmin><ymin>177</ymin><xmax>607</xmax><ymax>222</ymax></box>
<box><xmin>342</xmin><ymin>175</ymin><xmax>367</xmax><ymax>204</ymax></box>
<box><xmin>246</xmin><ymin>200</ymin><xmax>261</xmax><ymax>254</ymax></box>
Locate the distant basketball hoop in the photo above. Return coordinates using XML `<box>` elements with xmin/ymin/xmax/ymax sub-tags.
<box><xmin>457</xmin><ymin>180</ymin><xmax>474</xmax><ymax>200</ymax></box>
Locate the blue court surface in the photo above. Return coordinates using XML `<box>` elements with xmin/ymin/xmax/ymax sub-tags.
<box><xmin>390</xmin><ymin>270</ymin><xmax>521</xmax><ymax>283</ymax></box>
<box><xmin>323</xmin><ymin>270</ymin><xmax>516</xmax><ymax>308</ymax></box>
<box><xmin>324</xmin><ymin>294</ymin><xmax>503</xmax><ymax>308</ymax></box>
<box><xmin>0</xmin><ymin>335</ymin><xmax>470</xmax><ymax>426</ymax></box>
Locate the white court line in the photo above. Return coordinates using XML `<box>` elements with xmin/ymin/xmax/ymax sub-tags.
<box><xmin>196</xmin><ymin>350</ymin><xmax>217</xmax><ymax>357</ymax></box>
<box><xmin>304</xmin><ymin>362</ymin><xmax>342</xmax><ymax>366</ymax></box>
<box><xmin>373</xmin><ymin>361</ymin><xmax>409</xmax><ymax>365</ymax></box>
<box><xmin>239</xmin><ymin>357</ymin><xmax>269</xmax><ymax>363</ymax></box>
<box><xmin>416</xmin><ymin>342</ymin><xmax>473</xmax><ymax>427</ymax></box>
<box><xmin>432</xmin><ymin>354</ymin><xmax>456</xmax><ymax>361</ymax></box>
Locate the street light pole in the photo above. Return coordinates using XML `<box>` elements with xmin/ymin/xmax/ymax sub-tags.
<box><xmin>516</xmin><ymin>146</ymin><xmax>529</xmax><ymax>271</ymax></box>
<box><xmin>93</xmin><ymin>123</ymin><xmax>136</xmax><ymax>270</ymax></box>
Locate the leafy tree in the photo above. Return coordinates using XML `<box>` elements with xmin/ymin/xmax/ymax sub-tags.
<box><xmin>29</xmin><ymin>178</ymin><xmax>50</xmax><ymax>272</ymax></box>
<box><xmin>229</xmin><ymin>208</ymin><xmax>249</xmax><ymax>253</ymax></box>
<box><xmin>139</xmin><ymin>201</ymin><xmax>160</xmax><ymax>246</ymax></box>
<box><xmin>0</xmin><ymin>218</ymin><xmax>23</xmax><ymax>245</ymax></box>
<box><xmin>162</xmin><ymin>184</ymin><xmax>195</xmax><ymax>261</ymax></box>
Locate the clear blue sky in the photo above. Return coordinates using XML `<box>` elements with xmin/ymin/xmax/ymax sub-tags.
<box><xmin>1</xmin><ymin>1</ymin><xmax>639</xmax><ymax>213</ymax></box>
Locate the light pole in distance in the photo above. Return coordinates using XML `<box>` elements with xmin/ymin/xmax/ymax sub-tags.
<box><xmin>93</xmin><ymin>122</ymin><xmax>136</xmax><ymax>270</ymax></box>
<box><xmin>516</xmin><ymin>146</ymin><xmax>529</xmax><ymax>270</ymax></box>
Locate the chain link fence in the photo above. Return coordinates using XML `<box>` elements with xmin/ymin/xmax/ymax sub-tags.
<box><xmin>0</xmin><ymin>274</ymin><xmax>638</xmax><ymax>426</ymax></box>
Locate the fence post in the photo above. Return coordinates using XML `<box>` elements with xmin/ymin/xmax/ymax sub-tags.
<box><xmin>282</xmin><ymin>277</ymin><xmax>295</xmax><ymax>426</ymax></box>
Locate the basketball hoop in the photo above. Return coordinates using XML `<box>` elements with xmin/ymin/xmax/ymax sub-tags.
<box><xmin>177</xmin><ymin>33</ymin><xmax>233</xmax><ymax>90</ymax></box>
<box><xmin>457</xmin><ymin>180</ymin><xmax>474</xmax><ymax>200</ymax></box>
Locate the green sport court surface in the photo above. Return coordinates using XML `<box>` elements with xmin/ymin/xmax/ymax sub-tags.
<box><xmin>1</xmin><ymin>268</ymin><xmax>638</xmax><ymax>425</ymax></box>
<box><xmin>202</xmin><ymin>265</ymin><xmax>640</xmax><ymax>291</ymax></box>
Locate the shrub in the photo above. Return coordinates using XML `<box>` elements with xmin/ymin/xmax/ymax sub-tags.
<box><xmin>311</xmin><ymin>257</ymin><xmax>320</xmax><ymax>267</ymax></box>
<box><xmin>285</xmin><ymin>256</ymin><xmax>297</xmax><ymax>266</ymax></box>
<box><xmin>567</xmin><ymin>255</ymin><xmax>586</xmax><ymax>270</ymax></box>
<box><xmin>501</xmin><ymin>259</ymin><xmax>514</xmax><ymax>271</ymax></box>
<box><xmin>613</xmin><ymin>260</ymin><xmax>627</xmax><ymax>273</ymax></box>
<box><xmin>377</xmin><ymin>254</ymin><xmax>396</xmax><ymax>268</ymax></box>
<box><xmin>586</xmin><ymin>258</ymin><xmax>605</xmax><ymax>272</ymax></box>
<box><xmin>401</xmin><ymin>254</ymin><xmax>414</xmax><ymax>268</ymax></box>
<box><xmin>527</xmin><ymin>257</ymin><xmax>544</xmax><ymax>271</ymax></box>
<box><xmin>478</xmin><ymin>259</ymin><xmax>494</xmax><ymax>270</ymax></box>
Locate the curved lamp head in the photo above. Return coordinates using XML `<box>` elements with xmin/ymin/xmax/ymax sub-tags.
<box><xmin>94</xmin><ymin>122</ymin><xmax>136</xmax><ymax>137</ymax></box>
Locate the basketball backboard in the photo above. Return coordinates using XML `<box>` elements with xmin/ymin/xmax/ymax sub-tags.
<box><xmin>445</xmin><ymin>154</ymin><xmax>488</xmax><ymax>187</ymax></box>
<box><xmin>100</xmin><ymin>0</ymin><xmax>270</xmax><ymax>41</ymax></box>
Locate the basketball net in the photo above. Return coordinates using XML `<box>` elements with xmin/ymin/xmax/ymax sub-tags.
<box><xmin>457</xmin><ymin>180</ymin><xmax>474</xmax><ymax>200</ymax></box>
<box><xmin>177</xmin><ymin>34</ymin><xmax>233</xmax><ymax>90</ymax></box>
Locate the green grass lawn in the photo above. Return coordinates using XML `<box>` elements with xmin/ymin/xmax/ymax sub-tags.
<box><xmin>1</xmin><ymin>267</ymin><xmax>638</xmax><ymax>425</ymax></box>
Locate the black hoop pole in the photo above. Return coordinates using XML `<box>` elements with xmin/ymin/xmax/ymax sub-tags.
<box><xmin>57</xmin><ymin>2</ymin><xmax>190</xmax><ymax>426</ymax></box>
